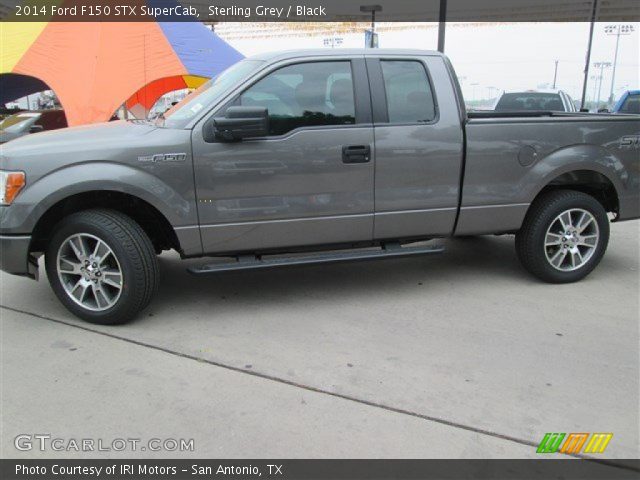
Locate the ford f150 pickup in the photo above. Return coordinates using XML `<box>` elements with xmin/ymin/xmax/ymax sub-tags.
<box><xmin>1</xmin><ymin>49</ymin><xmax>638</xmax><ymax>325</ymax></box>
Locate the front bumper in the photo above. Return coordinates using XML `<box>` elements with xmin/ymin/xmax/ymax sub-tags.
<box><xmin>0</xmin><ymin>235</ymin><xmax>37</xmax><ymax>278</ymax></box>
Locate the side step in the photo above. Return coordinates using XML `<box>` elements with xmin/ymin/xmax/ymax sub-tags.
<box><xmin>188</xmin><ymin>243</ymin><xmax>444</xmax><ymax>275</ymax></box>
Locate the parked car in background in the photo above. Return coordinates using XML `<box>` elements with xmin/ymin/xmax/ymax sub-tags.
<box><xmin>494</xmin><ymin>90</ymin><xmax>578</xmax><ymax>112</ymax></box>
<box><xmin>612</xmin><ymin>90</ymin><xmax>640</xmax><ymax>114</ymax></box>
<box><xmin>0</xmin><ymin>107</ymin><xmax>24</xmax><ymax>122</ymax></box>
<box><xmin>0</xmin><ymin>110</ymin><xmax>67</xmax><ymax>144</ymax></box>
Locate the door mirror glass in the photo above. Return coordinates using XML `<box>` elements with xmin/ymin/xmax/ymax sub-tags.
<box><xmin>213</xmin><ymin>106</ymin><xmax>269</xmax><ymax>142</ymax></box>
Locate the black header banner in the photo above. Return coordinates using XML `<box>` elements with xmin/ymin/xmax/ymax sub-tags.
<box><xmin>1</xmin><ymin>0</ymin><xmax>639</xmax><ymax>22</ymax></box>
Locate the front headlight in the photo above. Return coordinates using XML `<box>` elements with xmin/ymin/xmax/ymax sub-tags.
<box><xmin>0</xmin><ymin>170</ymin><xmax>26</xmax><ymax>205</ymax></box>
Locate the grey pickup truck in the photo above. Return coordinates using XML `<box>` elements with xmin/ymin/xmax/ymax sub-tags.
<box><xmin>1</xmin><ymin>49</ymin><xmax>639</xmax><ymax>324</ymax></box>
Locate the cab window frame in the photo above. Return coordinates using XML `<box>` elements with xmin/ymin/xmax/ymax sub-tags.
<box><xmin>366</xmin><ymin>57</ymin><xmax>440</xmax><ymax>127</ymax></box>
<box><xmin>211</xmin><ymin>57</ymin><xmax>372</xmax><ymax>141</ymax></box>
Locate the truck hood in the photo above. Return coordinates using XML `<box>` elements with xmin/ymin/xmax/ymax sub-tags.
<box><xmin>0</xmin><ymin>120</ymin><xmax>158</xmax><ymax>157</ymax></box>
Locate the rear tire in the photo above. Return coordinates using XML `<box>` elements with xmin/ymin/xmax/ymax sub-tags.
<box><xmin>515</xmin><ymin>190</ymin><xmax>609</xmax><ymax>283</ymax></box>
<box><xmin>45</xmin><ymin>209</ymin><xmax>159</xmax><ymax>325</ymax></box>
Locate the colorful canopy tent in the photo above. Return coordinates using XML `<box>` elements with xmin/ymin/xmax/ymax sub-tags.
<box><xmin>125</xmin><ymin>74</ymin><xmax>207</xmax><ymax>118</ymax></box>
<box><xmin>0</xmin><ymin>5</ymin><xmax>243</xmax><ymax>125</ymax></box>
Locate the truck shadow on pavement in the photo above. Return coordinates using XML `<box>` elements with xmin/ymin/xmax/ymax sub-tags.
<box><xmin>150</xmin><ymin>235</ymin><xmax>533</xmax><ymax>315</ymax></box>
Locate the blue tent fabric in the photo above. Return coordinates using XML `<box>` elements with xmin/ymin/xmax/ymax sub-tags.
<box><xmin>147</xmin><ymin>0</ymin><xmax>244</xmax><ymax>78</ymax></box>
<box><xmin>157</xmin><ymin>22</ymin><xmax>244</xmax><ymax>78</ymax></box>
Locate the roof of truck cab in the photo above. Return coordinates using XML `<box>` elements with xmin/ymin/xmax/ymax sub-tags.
<box><xmin>249</xmin><ymin>49</ymin><xmax>445</xmax><ymax>62</ymax></box>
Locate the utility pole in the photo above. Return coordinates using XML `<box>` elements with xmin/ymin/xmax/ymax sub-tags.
<box><xmin>604</xmin><ymin>24</ymin><xmax>634</xmax><ymax>105</ymax></box>
<box><xmin>552</xmin><ymin>60</ymin><xmax>559</xmax><ymax>89</ymax></box>
<box><xmin>580</xmin><ymin>0</ymin><xmax>599</xmax><ymax>111</ymax></box>
<box><xmin>360</xmin><ymin>5</ymin><xmax>382</xmax><ymax>48</ymax></box>
<box><xmin>437</xmin><ymin>0</ymin><xmax>447</xmax><ymax>53</ymax></box>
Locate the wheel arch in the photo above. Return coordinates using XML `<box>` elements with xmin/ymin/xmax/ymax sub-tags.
<box><xmin>30</xmin><ymin>190</ymin><xmax>181</xmax><ymax>255</ymax></box>
<box><xmin>529</xmin><ymin>168</ymin><xmax>619</xmax><ymax>218</ymax></box>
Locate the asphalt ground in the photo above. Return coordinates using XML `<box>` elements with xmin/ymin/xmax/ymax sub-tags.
<box><xmin>1</xmin><ymin>221</ymin><xmax>638</xmax><ymax>460</ymax></box>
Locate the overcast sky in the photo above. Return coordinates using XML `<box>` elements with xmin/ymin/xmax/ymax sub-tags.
<box><xmin>221</xmin><ymin>22</ymin><xmax>639</xmax><ymax>105</ymax></box>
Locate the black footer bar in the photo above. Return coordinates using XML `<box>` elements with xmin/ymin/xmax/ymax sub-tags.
<box><xmin>2</xmin><ymin>459</ymin><xmax>640</xmax><ymax>480</ymax></box>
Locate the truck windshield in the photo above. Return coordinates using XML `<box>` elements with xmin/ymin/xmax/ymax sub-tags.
<box><xmin>160</xmin><ymin>59</ymin><xmax>264</xmax><ymax>128</ymax></box>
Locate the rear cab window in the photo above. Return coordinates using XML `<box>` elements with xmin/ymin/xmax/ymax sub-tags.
<box><xmin>379</xmin><ymin>60</ymin><xmax>437</xmax><ymax>124</ymax></box>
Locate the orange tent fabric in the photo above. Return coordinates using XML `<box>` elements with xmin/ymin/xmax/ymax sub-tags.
<box><xmin>125</xmin><ymin>74</ymin><xmax>207</xmax><ymax>118</ymax></box>
<box><xmin>13</xmin><ymin>22</ymin><xmax>186</xmax><ymax>125</ymax></box>
<box><xmin>1</xmin><ymin>10</ymin><xmax>242</xmax><ymax>125</ymax></box>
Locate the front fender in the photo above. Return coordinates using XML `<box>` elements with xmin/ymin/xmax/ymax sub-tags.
<box><xmin>1</xmin><ymin>162</ymin><xmax>197</xmax><ymax>233</ymax></box>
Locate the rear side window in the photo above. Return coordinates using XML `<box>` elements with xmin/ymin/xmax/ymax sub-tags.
<box><xmin>239</xmin><ymin>61</ymin><xmax>356</xmax><ymax>136</ymax></box>
<box><xmin>380</xmin><ymin>60</ymin><xmax>436</xmax><ymax>124</ymax></box>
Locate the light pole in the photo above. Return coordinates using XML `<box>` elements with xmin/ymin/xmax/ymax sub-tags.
<box><xmin>593</xmin><ymin>62</ymin><xmax>611</xmax><ymax>110</ymax></box>
<box><xmin>590</xmin><ymin>75</ymin><xmax>599</xmax><ymax>109</ymax></box>
<box><xmin>360</xmin><ymin>5</ymin><xmax>382</xmax><ymax>48</ymax></box>
<box><xmin>552</xmin><ymin>60</ymin><xmax>559</xmax><ymax>89</ymax></box>
<box><xmin>471</xmin><ymin>83</ymin><xmax>479</xmax><ymax>102</ymax></box>
<box><xmin>604</xmin><ymin>24</ymin><xmax>634</xmax><ymax>105</ymax></box>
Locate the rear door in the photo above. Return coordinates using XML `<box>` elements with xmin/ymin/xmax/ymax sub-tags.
<box><xmin>191</xmin><ymin>56</ymin><xmax>375</xmax><ymax>254</ymax></box>
<box><xmin>366</xmin><ymin>55</ymin><xmax>464</xmax><ymax>239</ymax></box>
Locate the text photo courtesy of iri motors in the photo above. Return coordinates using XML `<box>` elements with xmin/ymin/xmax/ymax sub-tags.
<box><xmin>0</xmin><ymin>1</ymin><xmax>639</xmax><ymax>479</ymax></box>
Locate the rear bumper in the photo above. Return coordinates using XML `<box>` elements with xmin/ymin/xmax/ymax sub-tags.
<box><xmin>0</xmin><ymin>235</ymin><xmax>36</xmax><ymax>278</ymax></box>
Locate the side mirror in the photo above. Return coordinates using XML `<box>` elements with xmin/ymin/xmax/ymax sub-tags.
<box><xmin>213</xmin><ymin>106</ymin><xmax>268</xmax><ymax>142</ymax></box>
<box><xmin>598</xmin><ymin>108</ymin><xmax>610</xmax><ymax>113</ymax></box>
<box><xmin>29</xmin><ymin>124</ymin><xmax>44</xmax><ymax>134</ymax></box>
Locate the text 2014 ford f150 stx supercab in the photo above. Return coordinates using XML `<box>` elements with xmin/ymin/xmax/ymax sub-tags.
<box><xmin>1</xmin><ymin>49</ymin><xmax>639</xmax><ymax>324</ymax></box>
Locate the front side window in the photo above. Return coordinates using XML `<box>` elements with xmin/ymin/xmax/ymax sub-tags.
<box><xmin>161</xmin><ymin>59</ymin><xmax>264</xmax><ymax>128</ymax></box>
<box><xmin>380</xmin><ymin>60</ymin><xmax>436</xmax><ymax>124</ymax></box>
<box><xmin>239</xmin><ymin>61</ymin><xmax>356</xmax><ymax>136</ymax></box>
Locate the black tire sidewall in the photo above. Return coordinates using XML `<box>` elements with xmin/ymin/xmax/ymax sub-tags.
<box><xmin>518</xmin><ymin>191</ymin><xmax>610</xmax><ymax>283</ymax></box>
<box><xmin>46</xmin><ymin>213</ymin><xmax>143</xmax><ymax>324</ymax></box>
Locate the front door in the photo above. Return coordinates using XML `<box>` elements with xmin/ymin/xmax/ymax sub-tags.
<box><xmin>192</xmin><ymin>57</ymin><xmax>374</xmax><ymax>254</ymax></box>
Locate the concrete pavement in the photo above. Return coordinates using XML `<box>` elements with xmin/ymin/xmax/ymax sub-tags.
<box><xmin>1</xmin><ymin>221</ymin><xmax>638</xmax><ymax>459</ymax></box>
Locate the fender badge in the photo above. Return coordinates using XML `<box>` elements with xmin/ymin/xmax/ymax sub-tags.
<box><xmin>620</xmin><ymin>135</ymin><xmax>640</xmax><ymax>149</ymax></box>
<box><xmin>138</xmin><ymin>153</ymin><xmax>187</xmax><ymax>163</ymax></box>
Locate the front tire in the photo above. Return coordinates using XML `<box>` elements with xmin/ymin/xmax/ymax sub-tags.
<box><xmin>515</xmin><ymin>190</ymin><xmax>609</xmax><ymax>283</ymax></box>
<box><xmin>45</xmin><ymin>209</ymin><xmax>159</xmax><ymax>325</ymax></box>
